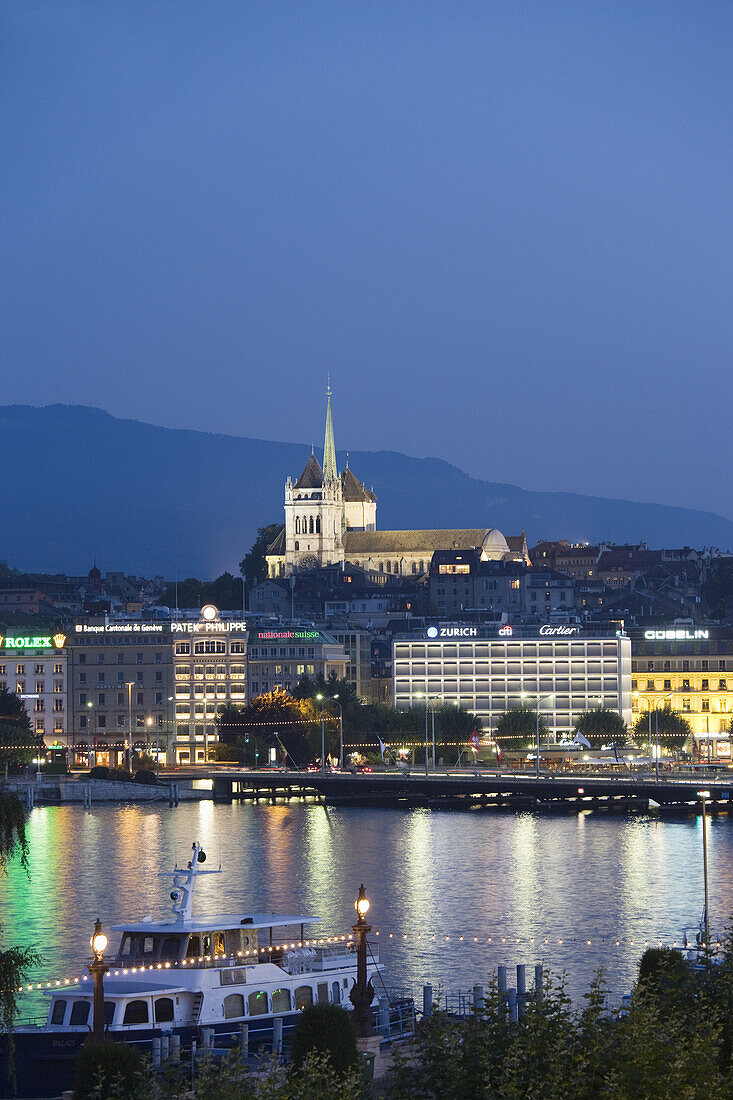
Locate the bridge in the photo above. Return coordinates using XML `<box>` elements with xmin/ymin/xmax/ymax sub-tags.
<box><xmin>160</xmin><ymin>767</ymin><xmax>733</xmax><ymax>813</ymax></box>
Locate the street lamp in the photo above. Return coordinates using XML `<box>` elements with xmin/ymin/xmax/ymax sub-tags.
<box><xmin>331</xmin><ymin>695</ymin><xmax>344</xmax><ymax>771</ymax></box>
<box><xmin>415</xmin><ymin>693</ymin><xmax>441</xmax><ymax>772</ymax></box>
<box><xmin>521</xmin><ymin>692</ymin><xmax>554</xmax><ymax>780</ymax></box>
<box><xmin>88</xmin><ymin>918</ymin><xmax>109</xmax><ymax>1042</ymax></box>
<box><xmin>349</xmin><ymin>885</ymin><xmax>375</xmax><ymax>1036</ymax></box>
<box><xmin>126</xmin><ymin>682</ymin><xmax>135</xmax><ymax>773</ymax></box>
<box><xmin>698</xmin><ymin>790</ymin><xmax>711</xmax><ymax>954</ymax></box>
<box><xmin>316</xmin><ymin>694</ymin><xmax>326</xmax><ymax>773</ymax></box>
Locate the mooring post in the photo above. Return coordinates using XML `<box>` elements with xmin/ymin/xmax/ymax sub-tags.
<box><xmin>498</xmin><ymin>965</ymin><xmax>507</xmax><ymax>996</ymax></box>
<box><xmin>507</xmin><ymin>987</ymin><xmax>518</xmax><ymax>1023</ymax></box>
<box><xmin>473</xmin><ymin>984</ymin><xmax>484</xmax><ymax>1012</ymax></box>
<box><xmin>516</xmin><ymin>964</ymin><xmax>527</xmax><ymax>1016</ymax></box>
<box><xmin>422</xmin><ymin>984</ymin><xmax>433</xmax><ymax>1018</ymax></box>
<box><xmin>170</xmin><ymin>1033</ymin><xmax>181</xmax><ymax>1063</ymax></box>
<box><xmin>152</xmin><ymin>1036</ymin><xmax>161</xmax><ymax>1069</ymax></box>
<box><xmin>240</xmin><ymin>1023</ymin><xmax>249</xmax><ymax>1061</ymax></box>
<box><xmin>378</xmin><ymin>995</ymin><xmax>390</xmax><ymax>1032</ymax></box>
<box><xmin>161</xmin><ymin>1033</ymin><xmax>170</xmax><ymax>1062</ymax></box>
<box><xmin>273</xmin><ymin>1016</ymin><xmax>283</xmax><ymax>1055</ymax></box>
<box><xmin>535</xmin><ymin>963</ymin><xmax>544</xmax><ymax>1001</ymax></box>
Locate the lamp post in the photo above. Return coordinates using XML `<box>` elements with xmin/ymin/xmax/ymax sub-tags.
<box><xmin>316</xmin><ymin>694</ymin><xmax>326</xmax><ymax>773</ymax></box>
<box><xmin>698</xmin><ymin>790</ymin><xmax>711</xmax><ymax>954</ymax></box>
<box><xmin>125</xmin><ymin>682</ymin><xmax>134</xmax><ymax>773</ymax></box>
<box><xmin>415</xmin><ymin>692</ymin><xmax>438</xmax><ymax>775</ymax></box>
<box><xmin>331</xmin><ymin>695</ymin><xmax>343</xmax><ymax>771</ymax></box>
<box><xmin>521</xmin><ymin>692</ymin><xmax>554</xmax><ymax>779</ymax></box>
<box><xmin>88</xmin><ymin>918</ymin><xmax>109</xmax><ymax>1042</ymax></box>
<box><xmin>146</xmin><ymin>715</ymin><xmax>154</xmax><ymax>763</ymax></box>
<box><xmin>349</xmin><ymin>885</ymin><xmax>375</xmax><ymax>1036</ymax></box>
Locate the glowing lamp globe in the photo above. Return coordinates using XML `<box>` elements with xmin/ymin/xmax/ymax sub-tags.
<box><xmin>90</xmin><ymin>919</ymin><xmax>107</xmax><ymax>958</ymax></box>
<box><xmin>355</xmin><ymin>885</ymin><xmax>370</xmax><ymax>919</ymax></box>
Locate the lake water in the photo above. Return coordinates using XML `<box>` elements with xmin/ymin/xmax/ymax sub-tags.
<box><xmin>2</xmin><ymin>800</ymin><xmax>731</xmax><ymax>1014</ymax></box>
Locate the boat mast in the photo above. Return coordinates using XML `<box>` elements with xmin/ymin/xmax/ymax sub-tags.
<box><xmin>159</xmin><ymin>841</ymin><xmax>222</xmax><ymax>923</ymax></box>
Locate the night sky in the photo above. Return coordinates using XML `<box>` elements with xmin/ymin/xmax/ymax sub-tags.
<box><xmin>2</xmin><ymin>3</ymin><xmax>732</xmax><ymax>518</ymax></box>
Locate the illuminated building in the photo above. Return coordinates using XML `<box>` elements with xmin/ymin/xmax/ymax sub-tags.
<box><xmin>392</xmin><ymin>625</ymin><xmax>632</xmax><ymax>740</ymax></box>
<box><xmin>266</xmin><ymin>387</ymin><xmax>529</xmax><ymax>579</ymax></box>
<box><xmin>630</xmin><ymin>625</ymin><xmax>733</xmax><ymax>755</ymax></box>
<box><xmin>0</xmin><ymin>631</ymin><xmax>68</xmax><ymax>747</ymax></box>
<box><xmin>246</xmin><ymin>628</ymin><xmax>348</xmax><ymax>696</ymax></box>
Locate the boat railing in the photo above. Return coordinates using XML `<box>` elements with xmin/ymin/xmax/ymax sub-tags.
<box><xmin>284</xmin><ymin>943</ymin><xmax>376</xmax><ymax>973</ymax></box>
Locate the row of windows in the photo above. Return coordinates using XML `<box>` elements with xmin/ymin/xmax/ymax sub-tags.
<box><xmin>638</xmin><ymin>660</ymin><xmax>727</xmax><ymax>672</ymax></box>
<box><xmin>295</xmin><ymin>514</ymin><xmax>321</xmax><ymax>534</ymax></box>
<box><xmin>80</xmin><ymin>691</ymin><xmax>163</xmax><ymax>706</ymax></box>
<box><xmin>79</xmin><ymin>711</ymin><xmax>162</xmax><ymax>729</ymax></box>
<box><xmin>78</xmin><ymin>672</ymin><xmax>163</xmax><ymax>686</ymax></box>
<box><xmin>397</xmin><ymin>643</ymin><xmax>620</xmax><ymax>659</ymax></box>
<box><xmin>635</xmin><ymin>642</ymin><xmax>730</xmax><ymax>656</ymax></box>
<box><xmin>78</xmin><ymin>651</ymin><xmax>164</xmax><ymax>665</ymax></box>
<box><xmin>174</xmin><ymin>640</ymin><xmax>246</xmax><ymax>656</ymax></box>
<box><xmin>35</xmin><ymin>718</ymin><xmax>64</xmax><ymax>733</ymax></box>
<box><xmin>249</xmin><ymin>647</ymin><xmax>317</xmax><ymax>658</ymax></box>
<box><xmin>638</xmin><ymin>679</ymin><xmax>728</xmax><ymax>692</ymax></box>
<box><xmin>175</xmin><ymin>665</ymin><xmax>246</xmax><ymax>679</ymax></box>
<box><xmin>0</xmin><ymin>663</ymin><xmax>64</xmax><ymax>676</ymax></box>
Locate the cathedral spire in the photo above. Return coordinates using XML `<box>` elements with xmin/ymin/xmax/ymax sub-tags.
<box><xmin>323</xmin><ymin>378</ymin><xmax>338</xmax><ymax>482</ymax></box>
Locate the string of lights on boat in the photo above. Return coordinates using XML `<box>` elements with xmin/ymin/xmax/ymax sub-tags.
<box><xmin>13</xmin><ymin>929</ymin><xmax>721</xmax><ymax>994</ymax></box>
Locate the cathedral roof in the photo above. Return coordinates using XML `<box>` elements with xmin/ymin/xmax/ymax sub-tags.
<box><xmin>341</xmin><ymin>467</ymin><xmax>377</xmax><ymax>502</ymax></box>
<box><xmin>294</xmin><ymin>453</ymin><xmax>324</xmax><ymax>489</ymax></box>
<box><xmin>343</xmin><ymin>529</ymin><xmax>490</xmax><ymax>553</ymax></box>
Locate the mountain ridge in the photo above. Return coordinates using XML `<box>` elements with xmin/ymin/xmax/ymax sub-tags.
<box><xmin>2</xmin><ymin>404</ymin><xmax>731</xmax><ymax>577</ymax></box>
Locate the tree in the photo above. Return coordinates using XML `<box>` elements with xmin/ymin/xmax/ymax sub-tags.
<box><xmin>494</xmin><ymin>704</ymin><xmax>548</xmax><ymax>747</ymax></box>
<box><xmin>633</xmin><ymin>705</ymin><xmax>692</xmax><ymax>752</ymax></box>
<box><xmin>159</xmin><ymin>572</ymin><xmax>245</xmax><ymax>611</ymax></box>
<box><xmin>0</xmin><ymin>562</ymin><xmax>19</xmax><ymax>578</ymax></box>
<box><xmin>216</xmin><ymin>690</ymin><xmax>321</xmax><ymax>768</ymax></box>
<box><xmin>575</xmin><ymin>706</ymin><xmax>627</xmax><ymax>749</ymax></box>
<box><xmin>0</xmin><ymin>689</ymin><xmax>38</xmax><ymax>769</ymax></box>
<box><xmin>291</xmin><ymin>1004</ymin><xmax>358</xmax><ymax>1079</ymax></box>
<box><xmin>239</xmin><ymin>524</ymin><xmax>284</xmax><ymax>588</ymax></box>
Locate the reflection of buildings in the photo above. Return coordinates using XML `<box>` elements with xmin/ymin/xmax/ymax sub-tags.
<box><xmin>266</xmin><ymin>387</ymin><xmax>528</xmax><ymax>580</ymax></box>
<box><xmin>630</xmin><ymin>626</ymin><xmax>733</xmax><ymax>754</ymax></box>
<box><xmin>393</xmin><ymin>625</ymin><xmax>632</xmax><ymax>739</ymax></box>
<box><xmin>0</xmin><ymin>632</ymin><xmax>68</xmax><ymax>744</ymax></box>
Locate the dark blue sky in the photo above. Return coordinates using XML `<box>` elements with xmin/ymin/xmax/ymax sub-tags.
<box><xmin>2</xmin><ymin>2</ymin><xmax>732</xmax><ymax>518</ymax></box>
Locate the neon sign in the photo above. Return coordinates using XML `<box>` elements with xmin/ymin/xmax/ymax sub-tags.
<box><xmin>2</xmin><ymin>636</ymin><xmax>54</xmax><ymax>649</ymax></box>
<box><xmin>644</xmin><ymin>629</ymin><xmax>709</xmax><ymax>640</ymax></box>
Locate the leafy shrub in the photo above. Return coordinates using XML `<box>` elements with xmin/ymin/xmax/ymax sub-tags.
<box><xmin>291</xmin><ymin>1003</ymin><xmax>358</xmax><ymax>1079</ymax></box>
<box><xmin>88</xmin><ymin>766</ymin><xmax>134</xmax><ymax>783</ymax></box>
<box><xmin>74</xmin><ymin>1038</ymin><xmax>143</xmax><ymax>1099</ymax></box>
<box><xmin>133</xmin><ymin>769</ymin><xmax>158</xmax><ymax>786</ymax></box>
<box><xmin>88</xmin><ymin>766</ymin><xmax>110</xmax><ymax>781</ymax></box>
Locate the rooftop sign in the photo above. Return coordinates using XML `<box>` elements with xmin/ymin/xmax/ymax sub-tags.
<box><xmin>1</xmin><ymin>634</ymin><xmax>66</xmax><ymax>650</ymax></box>
<box><xmin>256</xmin><ymin>630</ymin><xmax>321</xmax><ymax>640</ymax></box>
<box><xmin>644</xmin><ymin>628</ymin><xmax>709</xmax><ymax>640</ymax></box>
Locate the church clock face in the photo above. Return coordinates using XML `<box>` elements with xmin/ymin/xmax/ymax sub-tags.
<box><xmin>300</xmin><ymin>555</ymin><xmax>319</xmax><ymax>571</ymax></box>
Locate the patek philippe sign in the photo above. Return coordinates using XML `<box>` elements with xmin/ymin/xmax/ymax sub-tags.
<box><xmin>644</xmin><ymin>628</ymin><xmax>710</xmax><ymax>640</ymax></box>
<box><xmin>171</xmin><ymin>621</ymin><xmax>247</xmax><ymax>634</ymax></box>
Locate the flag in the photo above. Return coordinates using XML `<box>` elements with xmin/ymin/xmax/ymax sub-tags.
<box><xmin>377</xmin><ymin>736</ymin><xmax>386</xmax><ymax>760</ymax></box>
<box><xmin>573</xmin><ymin>731</ymin><xmax>591</xmax><ymax>749</ymax></box>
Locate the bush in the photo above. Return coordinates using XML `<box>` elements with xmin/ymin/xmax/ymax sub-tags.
<box><xmin>88</xmin><ymin>766</ymin><xmax>110</xmax><ymax>781</ymax></box>
<box><xmin>74</xmin><ymin>1038</ymin><xmax>143</xmax><ymax>1099</ymax></box>
<box><xmin>133</xmin><ymin>769</ymin><xmax>158</xmax><ymax>786</ymax></box>
<box><xmin>88</xmin><ymin>766</ymin><xmax>134</xmax><ymax>783</ymax></box>
<box><xmin>291</xmin><ymin>1004</ymin><xmax>358</xmax><ymax>1079</ymax></box>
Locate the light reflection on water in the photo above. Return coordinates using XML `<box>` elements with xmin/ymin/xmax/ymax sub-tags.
<box><xmin>2</xmin><ymin>802</ymin><xmax>731</xmax><ymax>1011</ymax></box>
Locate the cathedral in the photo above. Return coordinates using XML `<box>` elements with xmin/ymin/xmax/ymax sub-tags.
<box><xmin>265</xmin><ymin>389</ymin><xmax>529</xmax><ymax>578</ymax></box>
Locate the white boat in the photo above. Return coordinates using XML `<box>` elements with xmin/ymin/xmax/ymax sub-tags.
<box><xmin>2</xmin><ymin>842</ymin><xmax>413</xmax><ymax>1098</ymax></box>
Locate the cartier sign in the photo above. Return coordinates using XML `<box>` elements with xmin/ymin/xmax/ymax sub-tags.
<box><xmin>539</xmin><ymin>625</ymin><xmax>580</xmax><ymax>636</ymax></box>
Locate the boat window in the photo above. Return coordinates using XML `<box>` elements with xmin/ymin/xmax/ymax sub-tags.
<box><xmin>186</xmin><ymin>936</ymin><xmax>201</xmax><ymax>958</ymax></box>
<box><xmin>223</xmin><ymin>994</ymin><xmax>245</xmax><ymax>1019</ymax></box>
<box><xmin>213</xmin><ymin>932</ymin><xmax>226</xmax><ymax>957</ymax></box>
<box><xmin>51</xmin><ymin>999</ymin><xmax>67</xmax><ymax>1025</ymax></box>
<box><xmin>332</xmin><ymin>982</ymin><xmax>340</xmax><ymax>1005</ymax></box>
<box><xmin>272</xmin><ymin>989</ymin><xmax>291</xmax><ymax>1013</ymax></box>
<box><xmin>160</xmin><ymin>937</ymin><xmax>181</xmax><ymax>960</ymax></box>
<box><xmin>317</xmin><ymin>982</ymin><xmax>329</xmax><ymax>1004</ymax></box>
<box><xmin>104</xmin><ymin>1001</ymin><xmax>115</xmax><ymax>1025</ymax></box>
<box><xmin>119</xmin><ymin>934</ymin><xmax>134</xmax><ymax>958</ymax></box>
<box><xmin>70</xmin><ymin>1001</ymin><xmax>90</xmax><ymax>1026</ymax></box>
<box><xmin>141</xmin><ymin>936</ymin><xmax>155</xmax><ymax>956</ymax></box>
<box><xmin>123</xmin><ymin>1000</ymin><xmax>149</xmax><ymax>1025</ymax></box>
<box><xmin>154</xmin><ymin>998</ymin><xmax>175</xmax><ymax>1023</ymax></box>
<box><xmin>201</xmin><ymin>934</ymin><xmax>212</xmax><ymax>956</ymax></box>
<box><xmin>248</xmin><ymin>991</ymin><xmax>269</xmax><ymax>1016</ymax></box>
<box><xmin>220</xmin><ymin>968</ymin><xmax>247</xmax><ymax>986</ymax></box>
<box><xmin>295</xmin><ymin>986</ymin><xmax>313</xmax><ymax>1011</ymax></box>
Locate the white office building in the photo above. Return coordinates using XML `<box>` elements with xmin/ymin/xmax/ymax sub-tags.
<box><xmin>393</xmin><ymin>625</ymin><xmax>632</xmax><ymax>738</ymax></box>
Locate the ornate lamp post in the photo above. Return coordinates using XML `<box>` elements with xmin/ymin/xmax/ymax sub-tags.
<box><xmin>88</xmin><ymin>918</ymin><xmax>109</xmax><ymax>1041</ymax></box>
<box><xmin>349</xmin><ymin>885</ymin><xmax>375</xmax><ymax>1036</ymax></box>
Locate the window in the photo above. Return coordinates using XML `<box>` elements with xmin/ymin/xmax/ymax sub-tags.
<box><xmin>54</xmin><ymin>680</ymin><xmax>63</xmax><ymax>693</ymax></box>
<box><xmin>97</xmin><ymin>673</ymin><xmax>105</xmax><ymax>685</ymax></box>
<box><xmin>720</xmin><ymin>680</ymin><xmax>727</xmax><ymax>691</ymax></box>
<box><xmin>137</xmin><ymin>693</ymin><xmax>144</xmax><ymax>706</ymax></box>
<box><xmin>248</xmin><ymin>991</ymin><xmax>269</xmax><ymax>1016</ymax></box>
<box><xmin>175</xmin><ymin>642</ymin><xmax>190</xmax><ymax>655</ymax></box>
<box><xmin>332</xmin><ymin>981</ymin><xmax>341</xmax><ymax>1004</ymax></box>
<box><xmin>117</xmin><ymin>653</ymin><xmax>124</xmax><ymax>664</ymax></box>
<box><xmin>154</xmin><ymin>997</ymin><xmax>174</xmax><ymax>1023</ymax></box>
<box><xmin>155</xmin><ymin>652</ymin><xmax>162</xmax><ymax>664</ymax></box>
<box><xmin>79</xmin><ymin>672</ymin><xmax>87</xmax><ymax>685</ymax></box>
<box><xmin>97</xmin><ymin>715</ymin><xmax>106</xmax><ymax>727</ymax></box>
<box><xmin>34</xmin><ymin>698</ymin><xmax>44</xmax><ymax>712</ymax></box>
<box><xmin>70</xmin><ymin>1001</ymin><xmax>90</xmax><ymax>1026</ymax></box>
<box><xmin>702</xmin><ymin>679</ymin><xmax>709</xmax><ymax>690</ymax></box>
<box><xmin>79</xmin><ymin>653</ymin><xmax>86</xmax><ymax>665</ymax></box>
<box><xmin>51</xmin><ymin>999</ymin><xmax>67</xmax><ymax>1025</ymax></box>
<box><xmin>34</xmin><ymin>663</ymin><xmax>44</xmax><ymax>675</ymax></box>
<box><xmin>682</xmin><ymin>698</ymin><xmax>691</xmax><ymax>712</ymax></box>
<box><xmin>271</xmin><ymin>989</ymin><xmax>291</xmax><ymax>1013</ymax></box>
<box><xmin>16</xmin><ymin>664</ymin><xmax>25</xmax><ymax>675</ymax></box>
<box><xmin>682</xmin><ymin>679</ymin><xmax>690</xmax><ymax>690</ymax></box>
<box><xmin>97</xmin><ymin>693</ymin><xmax>105</xmax><ymax>705</ymax></box>
<box><xmin>664</xmin><ymin>680</ymin><xmax>671</xmax><ymax>691</ymax></box>
<box><xmin>295</xmin><ymin>986</ymin><xmax>313</xmax><ymax>1010</ymax></box>
<box><xmin>223</xmin><ymin>994</ymin><xmax>245</xmax><ymax>1019</ymax></box>
<box><xmin>98</xmin><ymin>653</ymin><xmax>105</xmax><ymax>664</ymax></box>
<box><xmin>646</xmin><ymin>680</ymin><xmax>654</xmax><ymax>691</ymax></box>
<box><xmin>702</xmin><ymin>699</ymin><xmax>710</xmax><ymax>712</ymax></box>
<box><xmin>123</xmin><ymin>1000</ymin><xmax>149</xmax><ymax>1025</ymax></box>
<box><xmin>194</xmin><ymin>640</ymin><xmax>226</xmax><ymax>655</ymax></box>
<box><xmin>136</xmin><ymin>653</ymin><xmax>143</xmax><ymax>664</ymax></box>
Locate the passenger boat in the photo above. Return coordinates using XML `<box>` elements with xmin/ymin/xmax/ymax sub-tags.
<box><xmin>1</xmin><ymin>842</ymin><xmax>413</xmax><ymax>1098</ymax></box>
